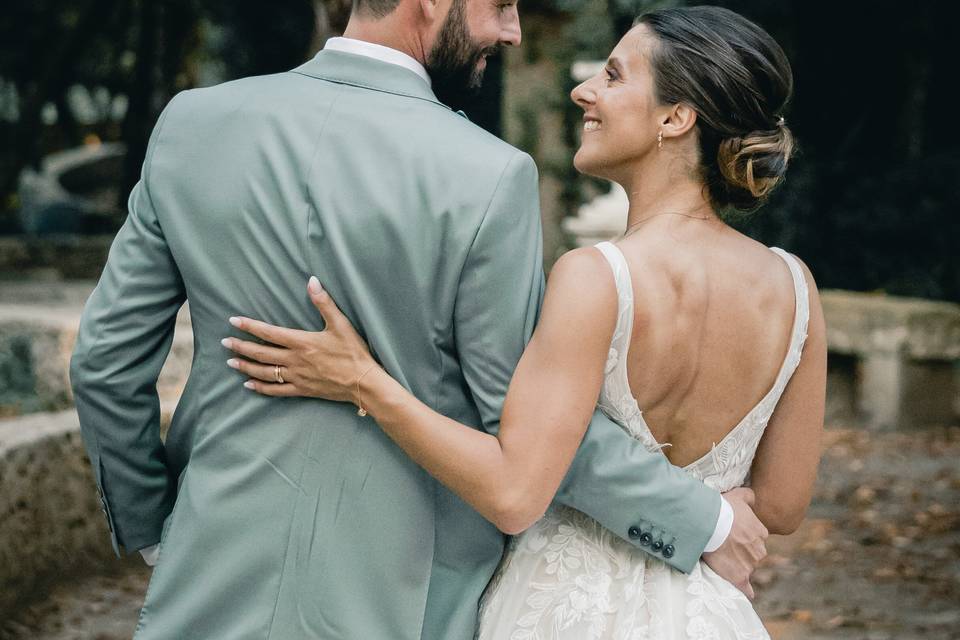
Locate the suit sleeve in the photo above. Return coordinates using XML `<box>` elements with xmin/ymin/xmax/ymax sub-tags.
<box><xmin>69</xmin><ymin>99</ymin><xmax>185</xmax><ymax>557</ymax></box>
<box><xmin>454</xmin><ymin>151</ymin><xmax>721</xmax><ymax>574</ymax></box>
<box><xmin>555</xmin><ymin>410</ymin><xmax>722</xmax><ymax>573</ymax></box>
<box><xmin>453</xmin><ymin>151</ymin><xmax>544</xmax><ymax>433</ymax></box>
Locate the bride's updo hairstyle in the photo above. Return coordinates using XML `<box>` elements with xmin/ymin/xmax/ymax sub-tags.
<box><xmin>637</xmin><ymin>6</ymin><xmax>795</xmax><ymax>211</ymax></box>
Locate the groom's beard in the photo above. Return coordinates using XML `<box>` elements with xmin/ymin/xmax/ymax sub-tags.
<box><xmin>426</xmin><ymin>0</ymin><xmax>501</xmax><ymax>102</ymax></box>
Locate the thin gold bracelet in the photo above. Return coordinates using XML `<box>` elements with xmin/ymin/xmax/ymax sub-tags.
<box><xmin>355</xmin><ymin>363</ymin><xmax>378</xmax><ymax>417</ymax></box>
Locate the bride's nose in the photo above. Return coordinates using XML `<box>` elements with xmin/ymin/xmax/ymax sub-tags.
<box><xmin>570</xmin><ymin>80</ymin><xmax>596</xmax><ymax>109</ymax></box>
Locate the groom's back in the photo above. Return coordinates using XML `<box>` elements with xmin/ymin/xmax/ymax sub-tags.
<box><xmin>139</xmin><ymin>51</ymin><xmax>534</xmax><ymax>639</ymax></box>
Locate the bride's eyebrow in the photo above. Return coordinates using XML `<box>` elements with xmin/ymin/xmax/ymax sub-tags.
<box><xmin>606</xmin><ymin>56</ymin><xmax>626</xmax><ymax>75</ymax></box>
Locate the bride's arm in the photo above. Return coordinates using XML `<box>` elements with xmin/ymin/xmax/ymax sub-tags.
<box><xmin>748</xmin><ymin>257</ymin><xmax>827</xmax><ymax>535</ymax></box>
<box><xmin>232</xmin><ymin>248</ymin><xmax>617</xmax><ymax>533</ymax></box>
<box><xmin>352</xmin><ymin>248</ymin><xmax>616</xmax><ymax>532</ymax></box>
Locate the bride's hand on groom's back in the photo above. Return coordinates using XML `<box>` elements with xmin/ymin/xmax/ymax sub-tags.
<box><xmin>222</xmin><ymin>277</ymin><xmax>378</xmax><ymax>405</ymax></box>
<box><xmin>702</xmin><ymin>487</ymin><xmax>769</xmax><ymax>599</ymax></box>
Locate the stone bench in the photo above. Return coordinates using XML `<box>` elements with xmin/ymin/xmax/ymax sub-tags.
<box><xmin>6</xmin><ymin>278</ymin><xmax>954</xmax><ymax>433</ymax></box>
<box><xmin>821</xmin><ymin>290</ymin><xmax>960</xmax><ymax>430</ymax></box>
<box><xmin>0</xmin><ymin>281</ymin><xmax>193</xmax><ymax>421</ymax></box>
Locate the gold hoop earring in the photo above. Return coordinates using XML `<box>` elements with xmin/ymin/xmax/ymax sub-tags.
<box><xmin>657</xmin><ymin>130</ymin><xmax>663</xmax><ymax>149</ymax></box>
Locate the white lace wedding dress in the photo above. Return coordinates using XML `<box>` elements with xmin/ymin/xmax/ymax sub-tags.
<box><xmin>476</xmin><ymin>241</ymin><xmax>810</xmax><ymax>640</ymax></box>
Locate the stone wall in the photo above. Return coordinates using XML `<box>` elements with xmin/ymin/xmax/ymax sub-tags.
<box><xmin>0</xmin><ymin>286</ymin><xmax>191</xmax><ymax>618</ymax></box>
<box><xmin>0</xmin><ymin>411</ymin><xmax>120</xmax><ymax>614</ymax></box>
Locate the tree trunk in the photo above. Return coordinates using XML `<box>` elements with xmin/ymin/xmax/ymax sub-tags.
<box><xmin>119</xmin><ymin>0</ymin><xmax>159</xmax><ymax>209</ymax></box>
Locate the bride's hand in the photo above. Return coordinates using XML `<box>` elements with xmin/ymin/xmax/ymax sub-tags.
<box><xmin>222</xmin><ymin>277</ymin><xmax>378</xmax><ymax>404</ymax></box>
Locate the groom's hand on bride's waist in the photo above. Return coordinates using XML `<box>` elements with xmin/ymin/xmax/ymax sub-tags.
<box><xmin>701</xmin><ymin>487</ymin><xmax>769</xmax><ymax>599</ymax></box>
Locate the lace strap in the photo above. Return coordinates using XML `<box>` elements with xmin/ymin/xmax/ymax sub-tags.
<box><xmin>767</xmin><ymin>247</ymin><xmax>811</xmax><ymax>392</ymax></box>
<box><xmin>593</xmin><ymin>241</ymin><xmax>635</xmax><ymax>357</ymax></box>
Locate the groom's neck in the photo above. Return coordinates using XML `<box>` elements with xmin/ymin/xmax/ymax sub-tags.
<box><xmin>342</xmin><ymin>13</ymin><xmax>429</xmax><ymax>66</ymax></box>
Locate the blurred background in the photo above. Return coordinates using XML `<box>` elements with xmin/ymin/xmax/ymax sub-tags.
<box><xmin>0</xmin><ymin>1</ymin><xmax>957</xmax><ymax>639</ymax></box>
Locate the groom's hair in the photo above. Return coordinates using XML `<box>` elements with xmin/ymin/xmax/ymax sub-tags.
<box><xmin>352</xmin><ymin>0</ymin><xmax>403</xmax><ymax>19</ymax></box>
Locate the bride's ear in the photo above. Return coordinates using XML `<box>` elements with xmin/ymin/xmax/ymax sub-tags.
<box><xmin>660</xmin><ymin>104</ymin><xmax>698</xmax><ymax>141</ymax></box>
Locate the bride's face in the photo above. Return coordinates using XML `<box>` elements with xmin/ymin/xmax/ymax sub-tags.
<box><xmin>570</xmin><ymin>25</ymin><xmax>665</xmax><ymax>182</ymax></box>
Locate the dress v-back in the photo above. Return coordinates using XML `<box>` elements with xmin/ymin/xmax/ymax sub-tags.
<box><xmin>476</xmin><ymin>241</ymin><xmax>810</xmax><ymax>640</ymax></box>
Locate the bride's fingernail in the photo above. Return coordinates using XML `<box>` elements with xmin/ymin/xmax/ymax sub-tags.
<box><xmin>226</xmin><ymin>359</ymin><xmax>239</xmax><ymax>369</ymax></box>
<box><xmin>308</xmin><ymin>276</ymin><xmax>323</xmax><ymax>294</ymax></box>
<box><xmin>244</xmin><ymin>381</ymin><xmax>256</xmax><ymax>390</ymax></box>
<box><xmin>229</xmin><ymin>317</ymin><xmax>242</xmax><ymax>328</ymax></box>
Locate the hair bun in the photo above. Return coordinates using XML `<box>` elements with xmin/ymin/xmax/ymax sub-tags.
<box><xmin>717</xmin><ymin>124</ymin><xmax>795</xmax><ymax>209</ymax></box>
<box><xmin>638</xmin><ymin>6</ymin><xmax>795</xmax><ymax>212</ymax></box>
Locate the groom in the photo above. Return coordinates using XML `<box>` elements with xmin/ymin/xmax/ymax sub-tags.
<box><xmin>70</xmin><ymin>0</ymin><xmax>768</xmax><ymax>637</ymax></box>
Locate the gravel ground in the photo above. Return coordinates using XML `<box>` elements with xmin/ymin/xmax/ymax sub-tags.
<box><xmin>2</xmin><ymin>426</ymin><xmax>958</xmax><ymax>640</ymax></box>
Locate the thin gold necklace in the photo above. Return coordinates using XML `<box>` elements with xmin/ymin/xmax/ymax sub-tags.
<box><xmin>621</xmin><ymin>210</ymin><xmax>715</xmax><ymax>239</ymax></box>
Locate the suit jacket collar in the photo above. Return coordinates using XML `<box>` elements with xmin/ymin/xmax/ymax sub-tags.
<box><xmin>291</xmin><ymin>49</ymin><xmax>449</xmax><ymax>111</ymax></box>
<box><xmin>323</xmin><ymin>37</ymin><xmax>431</xmax><ymax>87</ymax></box>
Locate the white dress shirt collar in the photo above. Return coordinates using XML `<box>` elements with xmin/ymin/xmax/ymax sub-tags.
<box><xmin>324</xmin><ymin>37</ymin><xmax>431</xmax><ymax>88</ymax></box>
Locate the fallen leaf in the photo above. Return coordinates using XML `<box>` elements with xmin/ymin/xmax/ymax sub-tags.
<box><xmin>791</xmin><ymin>610</ymin><xmax>813</xmax><ymax>623</ymax></box>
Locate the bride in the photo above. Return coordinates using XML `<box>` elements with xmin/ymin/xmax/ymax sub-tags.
<box><xmin>225</xmin><ymin>6</ymin><xmax>826</xmax><ymax>638</ymax></box>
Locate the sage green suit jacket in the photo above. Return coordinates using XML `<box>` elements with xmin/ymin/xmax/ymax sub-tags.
<box><xmin>69</xmin><ymin>49</ymin><xmax>721</xmax><ymax>640</ymax></box>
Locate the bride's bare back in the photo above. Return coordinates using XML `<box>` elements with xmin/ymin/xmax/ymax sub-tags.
<box><xmin>618</xmin><ymin>219</ymin><xmax>806</xmax><ymax>460</ymax></box>
<box><xmin>614</xmin><ymin>217</ymin><xmax>825</xmax><ymax>531</ymax></box>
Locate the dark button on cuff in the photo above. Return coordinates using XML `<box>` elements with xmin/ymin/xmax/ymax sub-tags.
<box><xmin>628</xmin><ymin>526</ymin><xmax>642</xmax><ymax>539</ymax></box>
<box><xmin>638</xmin><ymin>532</ymin><xmax>653</xmax><ymax>546</ymax></box>
<box><xmin>662</xmin><ymin>544</ymin><xmax>675</xmax><ymax>559</ymax></box>
<box><xmin>651</xmin><ymin>539</ymin><xmax>664</xmax><ymax>552</ymax></box>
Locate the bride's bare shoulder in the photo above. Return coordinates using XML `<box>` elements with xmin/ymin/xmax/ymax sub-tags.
<box><xmin>542</xmin><ymin>246</ymin><xmax>619</xmax><ymax>318</ymax></box>
<box><xmin>547</xmin><ymin>245</ymin><xmax>616</xmax><ymax>289</ymax></box>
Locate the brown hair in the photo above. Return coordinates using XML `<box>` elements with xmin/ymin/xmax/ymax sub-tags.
<box><xmin>352</xmin><ymin>0</ymin><xmax>402</xmax><ymax>19</ymax></box>
<box><xmin>637</xmin><ymin>6</ymin><xmax>795</xmax><ymax>211</ymax></box>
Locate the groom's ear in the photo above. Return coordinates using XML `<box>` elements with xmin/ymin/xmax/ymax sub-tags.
<box><xmin>660</xmin><ymin>103</ymin><xmax>698</xmax><ymax>140</ymax></box>
<box><xmin>418</xmin><ymin>0</ymin><xmax>443</xmax><ymax>21</ymax></box>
